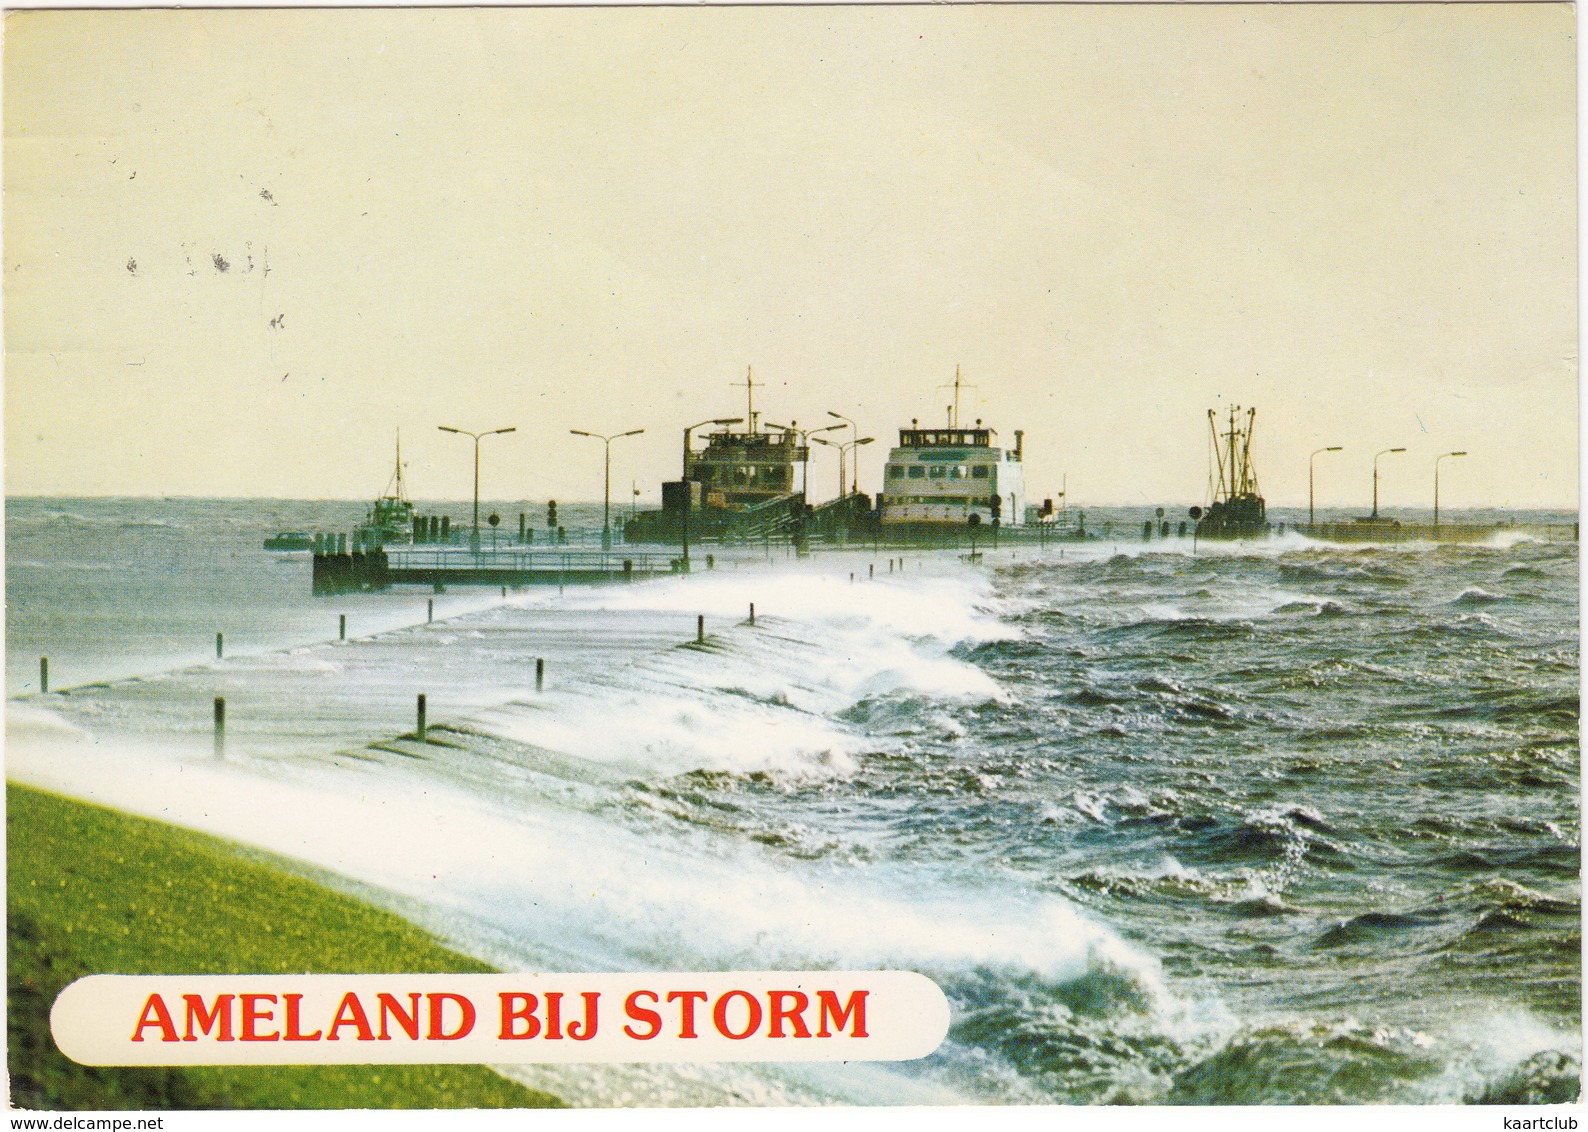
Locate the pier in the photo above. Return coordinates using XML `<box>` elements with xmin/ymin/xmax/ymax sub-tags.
<box><xmin>1295</xmin><ymin>520</ymin><xmax>1576</xmax><ymax>544</ymax></box>
<box><xmin>312</xmin><ymin>547</ymin><xmax>675</xmax><ymax>594</ymax></box>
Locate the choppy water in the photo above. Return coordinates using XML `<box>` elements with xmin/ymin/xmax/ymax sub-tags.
<box><xmin>6</xmin><ymin>497</ymin><xmax>1581</xmax><ymax>1106</ymax></box>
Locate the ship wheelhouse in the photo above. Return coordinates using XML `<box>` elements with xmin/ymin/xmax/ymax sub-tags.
<box><xmin>686</xmin><ymin>427</ymin><xmax>807</xmax><ymax>510</ymax></box>
<box><xmin>880</xmin><ymin>425</ymin><xmax>1025</xmax><ymax>527</ymax></box>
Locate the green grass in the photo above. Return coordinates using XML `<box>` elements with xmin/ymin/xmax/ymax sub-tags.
<box><xmin>7</xmin><ymin>783</ymin><xmax>564</xmax><ymax>1111</ymax></box>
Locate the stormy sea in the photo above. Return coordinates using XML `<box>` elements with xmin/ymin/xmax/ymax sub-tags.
<box><xmin>6</xmin><ymin>497</ymin><xmax>1580</xmax><ymax>1106</ymax></box>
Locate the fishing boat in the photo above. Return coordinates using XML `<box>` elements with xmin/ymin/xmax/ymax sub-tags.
<box><xmin>1193</xmin><ymin>405</ymin><xmax>1271</xmax><ymax>539</ymax></box>
<box><xmin>879</xmin><ymin>368</ymin><xmax>1026</xmax><ymax>530</ymax></box>
<box><xmin>354</xmin><ymin>433</ymin><xmax>416</xmax><ymax>548</ymax></box>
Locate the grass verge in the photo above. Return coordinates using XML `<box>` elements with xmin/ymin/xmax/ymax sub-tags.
<box><xmin>7</xmin><ymin>782</ymin><xmax>564</xmax><ymax>1110</ymax></box>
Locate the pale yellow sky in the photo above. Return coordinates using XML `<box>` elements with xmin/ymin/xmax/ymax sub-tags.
<box><xmin>4</xmin><ymin>5</ymin><xmax>1576</xmax><ymax>508</ymax></box>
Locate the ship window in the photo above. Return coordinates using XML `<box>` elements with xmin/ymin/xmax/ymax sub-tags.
<box><xmin>908</xmin><ymin>466</ymin><xmax>926</xmax><ymax>479</ymax></box>
<box><xmin>888</xmin><ymin>466</ymin><xmax>905</xmax><ymax>479</ymax></box>
<box><xmin>948</xmin><ymin>466</ymin><xmax>964</xmax><ymax>479</ymax></box>
<box><xmin>928</xmin><ymin>466</ymin><xmax>946</xmax><ymax>479</ymax></box>
<box><xmin>971</xmin><ymin>466</ymin><xmax>989</xmax><ymax>479</ymax></box>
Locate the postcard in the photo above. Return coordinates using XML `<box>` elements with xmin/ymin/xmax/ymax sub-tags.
<box><xmin>4</xmin><ymin>4</ymin><xmax>1578</xmax><ymax>1127</ymax></box>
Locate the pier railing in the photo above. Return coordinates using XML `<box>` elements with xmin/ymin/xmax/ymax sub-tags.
<box><xmin>313</xmin><ymin>546</ymin><xmax>677</xmax><ymax>593</ymax></box>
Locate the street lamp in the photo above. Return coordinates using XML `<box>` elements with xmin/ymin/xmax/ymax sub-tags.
<box><xmin>767</xmin><ymin>421</ymin><xmax>843</xmax><ymax>497</ymax></box>
<box><xmin>680</xmin><ymin>417</ymin><xmax>742</xmax><ymax>571</ymax></box>
<box><xmin>845</xmin><ymin>437</ymin><xmax>874</xmax><ymax>496</ymax></box>
<box><xmin>827</xmin><ymin>411</ymin><xmax>859</xmax><ymax>492</ymax></box>
<box><xmin>1371</xmin><ymin>447</ymin><xmax>1406</xmax><ymax>520</ymax></box>
<box><xmin>811</xmin><ymin>435</ymin><xmax>844</xmax><ymax>499</ymax></box>
<box><xmin>438</xmin><ymin>425</ymin><xmax>516</xmax><ymax>555</ymax></box>
<box><xmin>1309</xmin><ymin>446</ymin><xmax>1344</xmax><ymax>529</ymax></box>
<box><xmin>1434</xmin><ymin>451</ymin><xmax>1467</xmax><ymax>531</ymax></box>
<box><xmin>813</xmin><ymin>436</ymin><xmax>875</xmax><ymax>501</ymax></box>
<box><xmin>571</xmin><ymin>428</ymin><xmax>644</xmax><ymax>550</ymax></box>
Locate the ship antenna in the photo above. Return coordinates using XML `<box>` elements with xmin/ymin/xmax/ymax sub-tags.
<box><xmin>732</xmin><ymin>365</ymin><xmax>759</xmax><ymax>434</ymax></box>
<box><xmin>1227</xmin><ymin>405</ymin><xmax>1240</xmax><ymax>501</ymax></box>
<box><xmin>938</xmin><ymin>365</ymin><xmax>978</xmax><ymax>430</ymax></box>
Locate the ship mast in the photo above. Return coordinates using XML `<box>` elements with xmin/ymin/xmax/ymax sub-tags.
<box><xmin>383</xmin><ymin>429</ymin><xmax>408</xmax><ymax>502</ymax></box>
<box><xmin>1207</xmin><ymin>406</ymin><xmax>1260</xmax><ymax>503</ymax></box>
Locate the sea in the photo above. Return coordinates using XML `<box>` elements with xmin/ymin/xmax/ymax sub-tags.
<box><xmin>5</xmin><ymin>496</ymin><xmax>1581</xmax><ymax>1107</ymax></box>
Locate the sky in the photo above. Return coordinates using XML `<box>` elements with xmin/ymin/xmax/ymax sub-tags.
<box><xmin>4</xmin><ymin>4</ymin><xmax>1577</xmax><ymax>510</ymax></box>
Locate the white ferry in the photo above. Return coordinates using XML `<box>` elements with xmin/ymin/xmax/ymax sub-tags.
<box><xmin>879</xmin><ymin>370</ymin><xmax>1026</xmax><ymax>528</ymax></box>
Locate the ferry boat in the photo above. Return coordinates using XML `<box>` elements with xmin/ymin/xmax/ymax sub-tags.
<box><xmin>1193</xmin><ymin>406</ymin><xmax>1271</xmax><ymax>539</ymax></box>
<box><xmin>879</xmin><ymin>369</ymin><xmax>1026</xmax><ymax>529</ymax></box>
<box><xmin>626</xmin><ymin>368</ymin><xmax>809</xmax><ymax>544</ymax></box>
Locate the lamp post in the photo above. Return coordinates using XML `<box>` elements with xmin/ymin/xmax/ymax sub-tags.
<box><xmin>767</xmin><ymin>421</ymin><xmax>843</xmax><ymax>497</ymax></box>
<box><xmin>1309</xmin><ymin>446</ymin><xmax>1344</xmax><ymax>529</ymax></box>
<box><xmin>1434</xmin><ymin>451</ymin><xmax>1467</xmax><ymax>531</ymax></box>
<box><xmin>843</xmin><ymin>437</ymin><xmax>874</xmax><ymax>496</ymax></box>
<box><xmin>1371</xmin><ymin>447</ymin><xmax>1406</xmax><ymax>520</ymax></box>
<box><xmin>680</xmin><ymin>417</ymin><xmax>742</xmax><ymax>571</ymax></box>
<box><xmin>814</xmin><ymin>437</ymin><xmax>875</xmax><ymax>500</ymax></box>
<box><xmin>571</xmin><ymin>428</ymin><xmax>644</xmax><ymax>550</ymax></box>
<box><xmin>811</xmin><ymin>435</ymin><xmax>845</xmax><ymax>499</ymax></box>
<box><xmin>438</xmin><ymin>425</ymin><xmax>516</xmax><ymax>555</ymax></box>
<box><xmin>827</xmin><ymin>411</ymin><xmax>859</xmax><ymax>493</ymax></box>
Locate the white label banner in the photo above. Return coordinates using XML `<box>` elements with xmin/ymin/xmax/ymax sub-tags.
<box><xmin>51</xmin><ymin>970</ymin><xmax>949</xmax><ymax>1066</ymax></box>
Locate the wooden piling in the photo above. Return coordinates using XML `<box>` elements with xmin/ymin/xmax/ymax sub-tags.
<box><xmin>39</xmin><ymin>657</ymin><xmax>48</xmax><ymax>695</ymax></box>
<box><xmin>869</xmin><ymin>563</ymin><xmax>874</xmax><ymax>578</ymax></box>
<box><xmin>213</xmin><ymin>696</ymin><xmax>225</xmax><ymax>758</ymax></box>
<box><xmin>749</xmin><ymin>602</ymin><xmax>756</xmax><ymax>626</ymax></box>
<box><xmin>339</xmin><ymin>613</ymin><xmax>347</xmax><ymax>641</ymax></box>
<box><xmin>535</xmin><ymin>658</ymin><xmax>545</xmax><ymax>692</ymax></box>
<box><xmin>427</xmin><ymin>599</ymin><xmax>434</xmax><ymax>623</ymax></box>
<box><xmin>416</xmin><ymin>693</ymin><xmax>427</xmax><ymax>742</ymax></box>
<box><xmin>697</xmin><ymin>615</ymin><xmax>705</xmax><ymax>643</ymax></box>
<box><xmin>216</xmin><ymin>632</ymin><xmax>224</xmax><ymax>660</ymax></box>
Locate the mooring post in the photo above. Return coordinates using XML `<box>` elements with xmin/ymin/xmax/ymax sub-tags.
<box><xmin>416</xmin><ymin>693</ymin><xmax>427</xmax><ymax>742</ymax></box>
<box><xmin>535</xmin><ymin>658</ymin><xmax>545</xmax><ymax>692</ymax></box>
<box><xmin>216</xmin><ymin>632</ymin><xmax>224</xmax><ymax>660</ymax></box>
<box><xmin>749</xmin><ymin>602</ymin><xmax>756</xmax><ymax>626</ymax></box>
<box><xmin>339</xmin><ymin>613</ymin><xmax>347</xmax><ymax>641</ymax></box>
<box><xmin>502</xmin><ymin>586</ymin><xmax>507</xmax><ymax>598</ymax></box>
<box><xmin>850</xmin><ymin>573</ymin><xmax>854</xmax><ymax>583</ymax></box>
<box><xmin>39</xmin><ymin>657</ymin><xmax>48</xmax><ymax>695</ymax></box>
<box><xmin>213</xmin><ymin>696</ymin><xmax>225</xmax><ymax>758</ymax></box>
<box><xmin>890</xmin><ymin>559</ymin><xmax>895</xmax><ymax>573</ymax></box>
<box><xmin>427</xmin><ymin>599</ymin><xmax>434</xmax><ymax>623</ymax></box>
<box><xmin>697</xmin><ymin>615</ymin><xmax>705</xmax><ymax>644</ymax></box>
<box><xmin>869</xmin><ymin>563</ymin><xmax>874</xmax><ymax>579</ymax></box>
